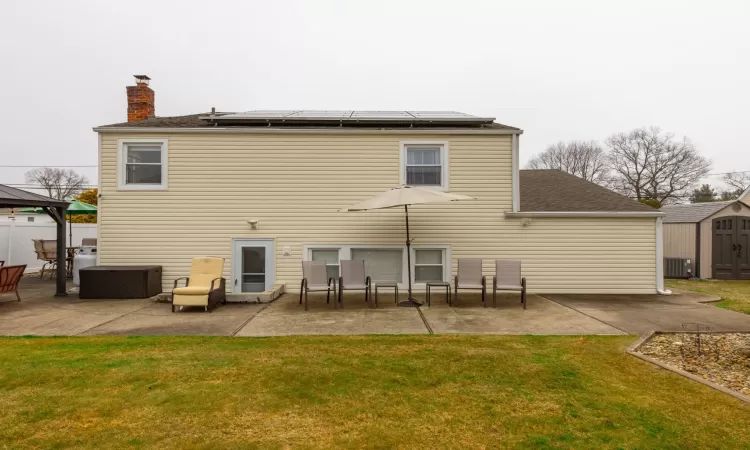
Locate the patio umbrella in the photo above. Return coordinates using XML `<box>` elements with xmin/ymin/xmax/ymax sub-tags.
<box><xmin>21</xmin><ymin>199</ymin><xmax>97</xmax><ymax>244</ymax></box>
<box><xmin>340</xmin><ymin>185</ymin><xmax>474</xmax><ymax>307</ymax></box>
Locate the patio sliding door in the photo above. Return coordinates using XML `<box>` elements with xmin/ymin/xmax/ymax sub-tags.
<box><xmin>232</xmin><ymin>239</ymin><xmax>275</xmax><ymax>293</ymax></box>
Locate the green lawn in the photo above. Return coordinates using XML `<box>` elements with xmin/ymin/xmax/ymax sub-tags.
<box><xmin>666</xmin><ymin>279</ymin><xmax>750</xmax><ymax>314</ymax></box>
<box><xmin>1</xmin><ymin>336</ymin><xmax>749</xmax><ymax>448</ymax></box>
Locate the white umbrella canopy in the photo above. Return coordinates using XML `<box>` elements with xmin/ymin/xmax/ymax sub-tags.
<box><xmin>340</xmin><ymin>185</ymin><xmax>475</xmax><ymax>306</ymax></box>
<box><xmin>340</xmin><ymin>185</ymin><xmax>473</xmax><ymax>212</ymax></box>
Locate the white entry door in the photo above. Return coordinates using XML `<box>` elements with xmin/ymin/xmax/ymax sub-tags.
<box><xmin>232</xmin><ymin>239</ymin><xmax>275</xmax><ymax>293</ymax></box>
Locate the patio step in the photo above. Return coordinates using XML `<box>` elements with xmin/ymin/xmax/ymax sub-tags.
<box><xmin>155</xmin><ymin>283</ymin><xmax>286</xmax><ymax>304</ymax></box>
<box><xmin>227</xmin><ymin>283</ymin><xmax>285</xmax><ymax>304</ymax></box>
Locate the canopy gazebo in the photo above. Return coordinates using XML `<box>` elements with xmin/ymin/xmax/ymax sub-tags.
<box><xmin>0</xmin><ymin>184</ymin><xmax>69</xmax><ymax>296</ymax></box>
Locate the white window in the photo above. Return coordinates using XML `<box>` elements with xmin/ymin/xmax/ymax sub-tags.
<box><xmin>305</xmin><ymin>245</ymin><xmax>449</xmax><ymax>287</ymax></box>
<box><xmin>351</xmin><ymin>248</ymin><xmax>403</xmax><ymax>282</ymax></box>
<box><xmin>400</xmin><ymin>142</ymin><xmax>448</xmax><ymax>189</ymax></box>
<box><xmin>27</xmin><ymin>217</ymin><xmax>34</xmax><ymax>223</ymax></box>
<box><xmin>414</xmin><ymin>249</ymin><xmax>444</xmax><ymax>283</ymax></box>
<box><xmin>310</xmin><ymin>249</ymin><xmax>340</xmax><ymax>280</ymax></box>
<box><xmin>118</xmin><ymin>139</ymin><xmax>168</xmax><ymax>190</ymax></box>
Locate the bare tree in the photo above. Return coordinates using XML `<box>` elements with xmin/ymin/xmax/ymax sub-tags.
<box><xmin>605</xmin><ymin>127</ymin><xmax>711</xmax><ymax>205</ymax></box>
<box><xmin>526</xmin><ymin>140</ymin><xmax>610</xmax><ymax>185</ymax></box>
<box><xmin>24</xmin><ymin>168</ymin><xmax>89</xmax><ymax>200</ymax></box>
<box><xmin>722</xmin><ymin>172</ymin><xmax>750</xmax><ymax>196</ymax></box>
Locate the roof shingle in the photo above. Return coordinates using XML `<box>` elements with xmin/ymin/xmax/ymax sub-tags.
<box><xmin>660</xmin><ymin>201</ymin><xmax>735</xmax><ymax>223</ymax></box>
<box><xmin>519</xmin><ymin>170</ymin><xmax>656</xmax><ymax>213</ymax></box>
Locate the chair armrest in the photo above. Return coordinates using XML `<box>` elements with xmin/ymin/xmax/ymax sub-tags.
<box><xmin>210</xmin><ymin>278</ymin><xmax>225</xmax><ymax>292</ymax></box>
<box><xmin>173</xmin><ymin>277</ymin><xmax>189</xmax><ymax>290</ymax></box>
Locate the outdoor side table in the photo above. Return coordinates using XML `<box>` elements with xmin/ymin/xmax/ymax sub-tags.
<box><xmin>374</xmin><ymin>282</ymin><xmax>398</xmax><ymax>307</ymax></box>
<box><xmin>426</xmin><ymin>282</ymin><xmax>451</xmax><ymax>306</ymax></box>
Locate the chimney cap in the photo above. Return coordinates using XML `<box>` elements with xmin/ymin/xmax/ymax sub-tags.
<box><xmin>133</xmin><ymin>75</ymin><xmax>151</xmax><ymax>84</ymax></box>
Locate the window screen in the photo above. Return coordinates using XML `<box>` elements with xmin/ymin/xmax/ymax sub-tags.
<box><xmin>351</xmin><ymin>248</ymin><xmax>403</xmax><ymax>282</ymax></box>
<box><xmin>406</xmin><ymin>146</ymin><xmax>442</xmax><ymax>186</ymax></box>
<box><xmin>311</xmin><ymin>249</ymin><xmax>340</xmax><ymax>279</ymax></box>
<box><xmin>414</xmin><ymin>249</ymin><xmax>444</xmax><ymax>282</ymax></box>
<box><xmin>125</xmin><ymin>144</ymin><xmax>163</xmax><ymax>184</ymax></box>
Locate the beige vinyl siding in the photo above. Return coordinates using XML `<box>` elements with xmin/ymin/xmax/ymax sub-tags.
<box><xmin>98</xmin><ymin>131</ymin><xmax>657</xmax><ymax>294</ymax></box>
<box><xmin>699</xmin><ymin>202</ymin><xmax>750</xmax><ymax>278</ymax></box>
<box><xmin>498</xmin><ymin>217</ymin><xmax>656</xmax><ymax>293</ymax></box>
<box><xmin>663</xmin><ymin>223</ymin><xmax>696</xmax><ymax>259</ymax></box>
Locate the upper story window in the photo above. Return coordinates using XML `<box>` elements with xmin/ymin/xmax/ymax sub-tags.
<box><xmin>400</xmin><ymin>141</ymin><xmax>448</xmax><ymax>189</ymax></box>
<box><xmin>117</xmin><ymin>138</ymin><xmax>168</xmax><ymax>190</ymax></box>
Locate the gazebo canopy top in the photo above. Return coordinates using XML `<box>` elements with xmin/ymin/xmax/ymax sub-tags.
<box><xmin>0</xmin><ymin>184</ymin><xmax>69</xmax><ymax>209</ymax></box>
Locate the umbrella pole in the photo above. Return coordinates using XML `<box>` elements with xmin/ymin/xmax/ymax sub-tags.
<box><xmin>399</xmin><ymin>204</ymin><xmax>421</xmax><ymax>307</ymax></box>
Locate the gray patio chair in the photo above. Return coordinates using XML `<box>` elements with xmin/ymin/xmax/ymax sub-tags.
<box><xmin>33</xmin><ymin>239</ymin><xmax>57</xmax><ymax>279</ymax></box>
<box><xmin>338</xmin><ymin>260</ymin><xmax>371</xmax><ymax>308</ymax></box>
<box><xmin>486</xmin><ymin>260</ymin><xmax>527</xmax><ymax>309</ymax></box>
<box><xmin>454</xmin><ymin>258</ymin><xmax>486</xmax><ymax>306</ymax></box>
<box><xmin>299</xmin><ymin>261</ymin><xmax>336</xmax><ymax>311</ymax></box>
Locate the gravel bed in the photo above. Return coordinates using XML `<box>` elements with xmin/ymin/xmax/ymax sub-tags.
<box><xmin>638</xmin><ymin>332</ymin><xmax>750</xmax><ymax>396</ymax></box>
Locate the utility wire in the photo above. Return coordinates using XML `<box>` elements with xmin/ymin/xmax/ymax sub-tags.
<box><xmin>0</xmin><ymin>165</ymin><xmax>98</xmax><ymax>168</ymax></box>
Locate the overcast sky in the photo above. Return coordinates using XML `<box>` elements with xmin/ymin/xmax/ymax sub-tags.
<box><xmin>2</xmin><ymin>0</ymin><xmax>748</xmax><ymax>192</ymax></box>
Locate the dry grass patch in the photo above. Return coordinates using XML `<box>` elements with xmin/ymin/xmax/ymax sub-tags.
<box><xmin>1</xmin><ymin>335</ymin><xmax>749</xmax><ymax>448</ymax></box>
<box><xmin>666</xmin><ymin>279</ymin><xmax>750</xmax><ymax>314</ymax></box>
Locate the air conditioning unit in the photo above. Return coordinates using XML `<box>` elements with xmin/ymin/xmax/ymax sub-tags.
<box><xmin>664</xmin><ymin>258</ymin><xmax>693</xmax><ymax>279</ymax></box>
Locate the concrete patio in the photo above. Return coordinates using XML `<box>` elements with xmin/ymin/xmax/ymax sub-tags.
<box><xmin>2</xmin><ymin>277</ymin><xmax>750</xmax><ymax>336</ymax></box>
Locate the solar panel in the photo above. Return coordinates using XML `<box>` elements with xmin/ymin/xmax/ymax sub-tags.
<box><xmin>210</xmin><ymin>110</ymin><xmax>495</xmax><ymax>124</ymax></box>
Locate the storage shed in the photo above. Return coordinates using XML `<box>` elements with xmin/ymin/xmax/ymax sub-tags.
<box><xmin>661</xmin><ymin>199</ymin><xmax>750</xmax><ymax>279</ymax></box>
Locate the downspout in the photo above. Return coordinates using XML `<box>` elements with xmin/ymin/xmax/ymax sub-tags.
<box><xmin>655</xmin><ymin>216</ymin><xmax>672</xmax><ymax>295</ymax></box>
<box><xmin>96</xmin><ymin>132</ymin><xmax>102</xmax><ymax>266</ymax></box>
<box><xmin>511</xmin><ymin>134</ymin><xmax>520</xmax><ymax>212</ymax></box>
<box><xmin>695</xmin><ymin>222</ymin><xmax>701</xmax><ymax>279</ymax></box>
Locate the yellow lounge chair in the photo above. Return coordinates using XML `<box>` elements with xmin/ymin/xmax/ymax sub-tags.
<box><xmin>172</xmin><ymin>257</ymin><xmax>226</xmax><ymax>312</ymax></box>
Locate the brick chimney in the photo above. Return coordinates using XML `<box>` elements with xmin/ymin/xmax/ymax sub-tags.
<box><xmin>126</xmin><ymin>75</ymin><xmax>155</xmax><ymax>122</ymax></box>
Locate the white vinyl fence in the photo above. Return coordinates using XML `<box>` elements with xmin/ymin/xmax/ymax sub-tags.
<box><xmin>0</xmin><ymin>221</ymin><xmax>97</xmax><ymax>271</ymax></box>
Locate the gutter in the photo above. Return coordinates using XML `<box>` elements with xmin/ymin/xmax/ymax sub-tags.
<box><xmin>92</xmin><ymin>126</ymin><xmax>524</xmax><ymax>136</ymax></box>
<box><xmin>505</xmin><ymin>211</ymin><xmax>665</xmax><ymax>218</ymax></box>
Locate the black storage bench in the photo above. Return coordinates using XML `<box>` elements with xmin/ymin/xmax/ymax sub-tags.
<box><xmin>79</xmin><ymin>265</ymin><xmax>162</xmax><ymax>299</ymax></box>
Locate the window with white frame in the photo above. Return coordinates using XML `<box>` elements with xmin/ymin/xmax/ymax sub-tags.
<box><xmin>118</xmin><ymin>139</ymin><xmax>168</xmax><ymax>190</ymax></box>
<box><xmin>310</xmin><ymin>249</ymin><xmax>340</xmax><ymax>280</ymax></box>
<box><xmin>401</xmin><ymin>142</ymin><xmax>447</xmax><ymax>188</ymax></box>
<box><xmin>414</xmin><ymin>249</ymin><xmax>444</xmax><ymax>282</ymax></box>
<box><xmin>307</xmin><ymin>245</ymin><xmax>447</xmax><ymax>285</ymax></box>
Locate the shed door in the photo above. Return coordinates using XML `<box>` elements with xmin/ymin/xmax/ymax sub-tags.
<box><xmin>712</xmin><ymin>217</ymin><xmax>736</xmax><ymax>279</ymax></box>
<box><xmin>739</xmin><ymin>217</ymin><xmax>750</xmax><ymax>280</ymax></box>
<box><xmin>712</xmin><ymin>216</ymin><xmax>749</xmax><ymax>280</ymax></box>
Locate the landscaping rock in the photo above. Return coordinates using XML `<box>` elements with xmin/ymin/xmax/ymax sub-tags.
<box><xmin>638</xmin><ymin>332</ymin><xmax>750</xmax><ymax>396</ymax></box>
